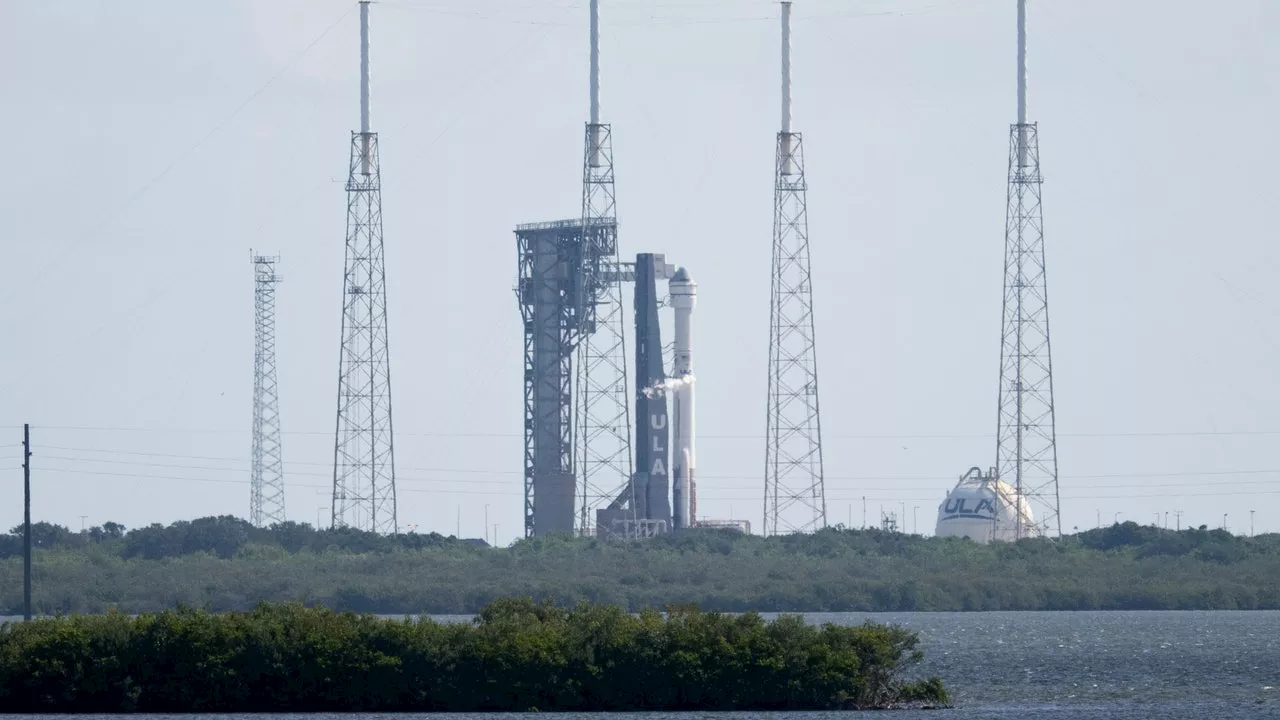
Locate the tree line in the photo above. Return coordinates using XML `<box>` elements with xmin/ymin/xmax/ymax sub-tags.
<box><xmin>0</xmin><ymin>598</ymin><xmax>947</xmax><ymax>712</ymax></box>
<box><xmin>2</xmin><ymin>517</ymin><xmax>1278</xmax><ymax>615</ymax></box>
<box><xmin>0</xmin><ymin>516</ymin><xmax>472</xmax><ymax>560</ymax></box>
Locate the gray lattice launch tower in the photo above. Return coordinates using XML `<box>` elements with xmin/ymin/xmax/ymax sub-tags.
<box><xmin>332</xmin><ymin>0</ymin><xmax>397</xmax><ymax>533</ymax></box>
<box><xmin>575</xmin><ymin>0</ymin><xmax>633</xmax><ymax>535</ymax></box>
<box><xmin>250</xmin><ymin>253</ymin><xmax>286</xmax><ymax>527</ymax></box>
<box><xmin>995</xmin><ymin>0</ymin><xmax>1060</xmax><ymax>538</ymax></box>
<box><xmin>517</xmin><ymin>220</ymin><xmax>585</xmax><ymax>536</ymax></box>
<box><xmin>764</xmin><ymin>1</ymin><xmax>826</xmax><ymax>536</ymax></box>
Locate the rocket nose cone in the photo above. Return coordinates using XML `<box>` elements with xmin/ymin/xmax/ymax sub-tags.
<box><xmin>672</xmin><ymin>267</ymin><xmax>692</xmax><ymax>282</ymax></box>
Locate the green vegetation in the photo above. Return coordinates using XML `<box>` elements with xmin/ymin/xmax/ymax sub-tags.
<box><xmin>2</xmin><ymin>517</ymin><xmax>1279</xmax><ymax>614</ymax></box>
<box><xmin>0</xmin><ymin>599</ymin><xmax>947</xmax><ymax>712</ymax></box>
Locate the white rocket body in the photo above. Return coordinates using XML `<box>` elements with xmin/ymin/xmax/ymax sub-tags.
<box><xmin>670</xmin><ymin>268</ymin><xmax>696</xmax><ymax>529</ymax></box>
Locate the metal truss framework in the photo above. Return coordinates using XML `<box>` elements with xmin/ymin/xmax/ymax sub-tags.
<box><xmin>995</xmin><ymin>122</ymin><xmax>1061</xmax><ymax>539</ymax></box>
<box><xmin>332</xmin><ymin>131</ymin><xmax>398</xmax><ymax>533</ymax></box>
<box><xmin>576</xmin><ymin>122</ymin><xmax>634</xmax><ymax>536</ymax></box>
<box><xmin>764</xmin><ymin>131</ymin><xmax>826</xmax><ymax>536</ymax></box>
<box><xmin>250</xmin><ymin>254</ymin><xmax>286</xmax><ymax>527</ymax></box>
<box><xmin>516</xmin><ymin>220</ymin><xmax>581</xmax><ymax>538</ymax></box>
<box><xmin>516</xmin><ymin>219</ymin><xmax>653</xmax><ymax>538</ymax></box>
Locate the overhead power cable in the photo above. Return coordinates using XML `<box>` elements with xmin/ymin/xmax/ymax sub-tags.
<box><xmin>33</xmin><ymin>455</ymin><xmax>1280</xmax><ymax>494</ymax></box>
<box><xmin>34</xmin><ymin>465</ymin><xmax>1280</xmax><ymax>504</ymax></box>
<box><xmin>14</xmin><ymin>424</ymin><xmax>1280</xmax><ymax>440</ymax></box>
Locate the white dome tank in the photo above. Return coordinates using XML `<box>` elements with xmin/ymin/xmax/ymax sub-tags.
<box><xmin>934</xmin><ymin>467</ymin><xmax>1037</xmax><ymax>543</ymax></box>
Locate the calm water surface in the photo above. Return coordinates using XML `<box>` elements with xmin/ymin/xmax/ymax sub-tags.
<box><xmin>5</xmin><ymin>611</ymin><xmax>1279</xmax><ymax>718</ymax></box>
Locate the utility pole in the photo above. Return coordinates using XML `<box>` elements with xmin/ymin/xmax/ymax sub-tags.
<box><xmin>23</xmin><ymin>424</ymin><xmax>32</xmax><ymax>622</ymax></box>
<box><xmin>1153</xmin><ymin>512</ymin><xmax>1159</xmax><ymax>527</ymax></box>
<box><xmin>1174</xmin><ymin>510</ymin><xmax>1183</xmax><ymax>531</ymax></box>
<box><xmin>862</xmin><ymin>496</ymin><xmax>867</xmax><ymax>529</ymax></box>
<box><xmin>1164</xmin><ymin>511</ymin><xmax>1169</xmax><ymax>530</ymax></box>
<box><xmin>1250</xmin><ymin>509</ymin><xmax>1255</xmax><ymax>537</ymax></box>
<box><xmin>1223</xmin><ymin>513</ymin><xmax>1228</xmax><ymax>532</ymax></box>
<box><xmin>913</xmin><ymin>506</ymin><xmax>919</xmax><ymax>535</ymax></box>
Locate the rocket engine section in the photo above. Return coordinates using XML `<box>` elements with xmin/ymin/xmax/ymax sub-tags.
<box><xmin>632</xmin><ymin>254</ymin><xmax>672</xmax><ymax>526</ymax></box>
<box><xmin>670</xmin><ymin>267</ymin><xmax>696</xmax><ymax>530</ymax></box>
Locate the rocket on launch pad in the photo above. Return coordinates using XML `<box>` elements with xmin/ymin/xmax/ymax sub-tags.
<box><xmin>590</xmin><ymin>254</ymin><xmax>699</xmax><ymax>537</ymax></box>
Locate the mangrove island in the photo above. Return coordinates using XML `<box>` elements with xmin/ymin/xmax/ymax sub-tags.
<box><xmin>0</xmin><ymin>599</ymin><xmax>947</xmax><ymax>712</ymax></box>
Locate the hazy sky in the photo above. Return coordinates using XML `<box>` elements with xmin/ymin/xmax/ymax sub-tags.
<box><xmin>2</xmin><ymin>0</ymin><xmax>1277</xmax><ymax>542</ymax></box>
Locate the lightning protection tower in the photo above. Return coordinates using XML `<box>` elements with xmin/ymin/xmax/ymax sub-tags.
<box><xmin>575</xmin><ymin>0</ymin><xmax>634</xmax><ymax>536</ymax></box>
<box><xmin>332</xmin><ymin>0</ymin><xmax>397</xmax><ymax>533</ymax></box>
<box><xmin>995</xmin><ymin>0</ymin><xmax>1060</xmax><ymax>538</ymax></box>
<box><xmin>250</xmin><ymin>253</ymin><xmax>286</xmax><ymax>527</ymax></box>
<box><xmin>764</xmin><ymin>2</ymin><xmax>826</xmax><ymax>537</ymax></box>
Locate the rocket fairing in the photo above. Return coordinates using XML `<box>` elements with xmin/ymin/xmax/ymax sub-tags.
<box><xmin>669</xmin><ymin>267</ymin><xmax>696</xmax><ymax>529</ymax></box>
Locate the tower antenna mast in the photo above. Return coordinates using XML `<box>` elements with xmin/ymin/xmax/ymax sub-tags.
<box><xmin>764</xmin><ymin>1</ymin><xmax>826</xmax><ymax>536</ymax></box>
<box><xmin>575</xmin><ymin>0</ymin><xmax>634</xmax><ymax>536</ymax></box>
<box><xmin>251</xmin><ymin>253</ymin><xmax>286</xmax><ymax>526</ymax></box>
<box><xmin>995</xmin><ymin>0</ymin><xmax>1060</xmax><ymax>538</ymax></box>
<box><xmin>333</xmin><ymin>0</ymin><xmax>398</xmax><ymax>533</ymax></box>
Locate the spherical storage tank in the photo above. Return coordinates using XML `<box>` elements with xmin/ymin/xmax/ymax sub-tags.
<box><xmin>934</xmin><ymin>467</ymin><xmax>1037</xmax><ymax>544</ymax></box>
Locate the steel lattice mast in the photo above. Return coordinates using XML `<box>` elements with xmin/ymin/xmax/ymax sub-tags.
<box><xmin>250</xmin><ymin>253</ymin><xmax>286</xmax><ymax>527</ymax></box>
<box><xmin>764</xmin><ymin>1</ymin><xmax>825</xmax><ymax>536</ymax></box>
<box><xmin>575</xmin><ymin>0</ymin><xmax>633</xmax><ymax>535</ymax></box>
<box><xmin>995</xmin><ymin>0</ymin><xmax>1060</xmax><ymax>539</ymax></box>
<box><xmin>332</xmin><ymin>0</ymin><xmax>397</xmax><ymax>533</ymax></box>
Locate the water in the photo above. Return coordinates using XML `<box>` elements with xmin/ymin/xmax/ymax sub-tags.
<box><xmin>806</xmin><ymin>610</ymin><xmax>1280</xmax><ymax>718</ymax></box>
<box><xmin>4</xmin><ymin>611</ymin><xmax>1279</xmax><ymax>718</ymax></box>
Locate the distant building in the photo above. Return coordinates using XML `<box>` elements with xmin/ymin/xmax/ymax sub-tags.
<box><xmin>935</xmin><ymin>467</ymin><xmax>1037</xmax><ymax>544</ymax></box>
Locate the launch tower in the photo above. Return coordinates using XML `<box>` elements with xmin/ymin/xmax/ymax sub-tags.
<box><xmin>332</xmin><ymin>1</ymin><xmax>398</xmax><ymax>533</ymax></box>
<box><xmin>516</xmin><ymin>229</ymin><xmax>657</xmax><ymax>538</ymax></box>
<box><xmin>517</xmin><ymin>219</ymin><xmax>588</xmax><ymax>536</ymax></box>
<box><xmin>764</xmin><ymin>2</ymin><xmax>826</xmax><ymax>536</ymax></box>
<box><xmin>995</xmin><ymin>0</ymin><xmax>1060</xmax><ymax>538</ymax></box>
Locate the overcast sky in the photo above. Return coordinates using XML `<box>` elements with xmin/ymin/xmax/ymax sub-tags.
<box><xmin>2</xmin><ymin>0</ymin><xmax>1277</xmax><ymax>542</ymax></box>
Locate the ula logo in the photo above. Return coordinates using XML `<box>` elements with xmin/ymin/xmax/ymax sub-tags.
<box><xmin>649</xmin><ymin>413</ymin><xmax>668</xmax><ymax>477</ymax></box>
<box><xmin>944</xmin><ymin>498</ymin><xmax>996</xmax><ymax>516</ymax></box>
